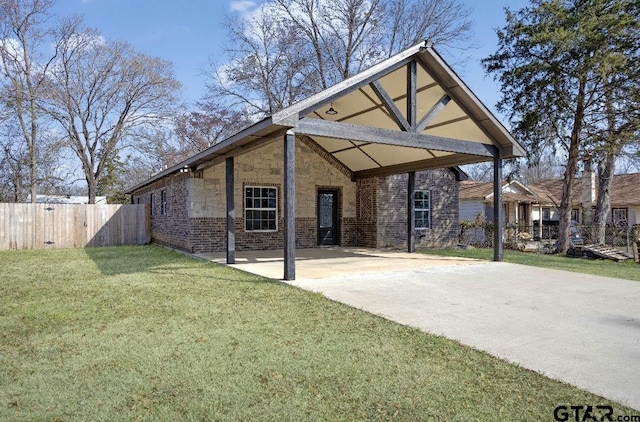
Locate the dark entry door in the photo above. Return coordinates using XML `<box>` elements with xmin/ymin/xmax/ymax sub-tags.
<box><xmin>317</xmin><ymin>189</ymin><xmax>338</xmax><ymax>246</ymax></box>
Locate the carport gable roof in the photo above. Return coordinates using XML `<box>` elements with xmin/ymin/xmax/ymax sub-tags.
<box><xmin>127</xmin><ymin>42</ymin><xmax>525</xmax><ymax>193</ymax></box>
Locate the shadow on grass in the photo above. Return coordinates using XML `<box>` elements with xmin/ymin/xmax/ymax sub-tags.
<box><xmin>82</xmin><ymin>244</ymin><xmax>290</xmax><ymax>287</ymax></box>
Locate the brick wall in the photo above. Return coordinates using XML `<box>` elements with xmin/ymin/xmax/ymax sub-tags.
<box><xmin>131</xmin><ymin>172</ymin><xmax>192</xmax><ymax>251</ymax></box>
<box><xmin>131</xmin><ymin>140</ymin><xmax>459</xmax><ymax>253</ymax></box>
<box><xmin>375</xmin><ymin>168</ymin><xmax>459</xmax><ymax>249</ymax></box>
<box><xmin>356</xmin><ymin>178</ymin><xmax>378</xmax><ymax>247</ymax></box>
<box><xmin>133</xmin><ymin>137</ymin><xmax>360</xmax><ymax>253</ymax></box>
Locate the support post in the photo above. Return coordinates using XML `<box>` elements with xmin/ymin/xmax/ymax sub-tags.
<box><xmin>407</xmin><ymin>171</ymin><xmax>416</xmax><ymax>253</ymax></box>
<box><xmin>284</xmin><ymin>130</ymin><xmax>296</xmax><ymax>280</ymax></box>
<box><xmin>493</xmin><ymin>152</ymin><xmax>503</xmax><ymax>261</ymax></box>
<box><xmin>407</xmin><ymin>60</ymin><xmax>417</xmax><ymax>130</ymax></box>
<box><xmin>226</xmin><ymin>156</ymin><xmax>235</xmax><ymax>264</ymax></box>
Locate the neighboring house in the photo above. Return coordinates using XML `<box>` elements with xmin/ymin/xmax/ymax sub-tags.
<box><xmin>459</xmin><ymin>180</ymin><xmax>541</xmax><ymax>226</ymax></box>
<box><xmin>126</xmin><ymin>43</ymin><xmax>525</xmax><ymax>279</ymax></box>
<box><xmin>26</xmin><ymin>195</ymin><xmax>107</xmax><ymax>204</ymax></box>
<box><xmin>531</xmin><ymin>171</ymin><xmax>640</xmax><ymax>226</ymax></box>
<box><xmin>459</xmin><ymin>165</ymin><xmax>640</xmax><ymax>228</ymax></box>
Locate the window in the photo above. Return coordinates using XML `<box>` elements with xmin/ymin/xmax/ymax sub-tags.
<box><xmin>245</xmin><ymin>186</ymin><xmax>277</xmax><ymax>231</ymax></box>
<box><xmin>150</xmin><ymin>193</ymin><xmax>154</xmax><ymax>215</ymax></box>
<box><xmin>571</xmin><ymin>209</ymin><xmax>580</xmax><ymax>223</ymax></box>
<box><xmin>542</xmin><ymin>207</ymin><xmax>551</xmax><ymax>221</ymax></box>
<box><xmin>612</xmin><ymin>208</ymin><xmax>628</xmax><ymax>225</ymax></box>
<box><xmin>414</xmin><ymin>190</ymin><xmax>431</xmax><ymax>229</ymax></box>
<box><xmin>161</xmin><ymin>190</ymin><xmax>167</xmax><ymax>215</ymax></box>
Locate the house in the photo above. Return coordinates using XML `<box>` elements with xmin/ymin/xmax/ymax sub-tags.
<box><xmin>459</xmin><ymin>179</ymin><xmax>542</xmax><ymax>226</ymax></box>
<box><xmin>531</xmin><ymin>170</ymin><xmax>640</xmax><ymax>226</ymax></box>
<box><xmin>126</xmin><ymin>42</ymin><xmax>525</xmax><ymax>279</ymax></box>
<box><xmin>26</xmin><ymin>194</ymin><xmax>107</xmax><ymax>204</ymax></box>
<box><xmin>459</xmin><ymin>164</ymin><xmax>640</xmax><ymax>228</ymax></box>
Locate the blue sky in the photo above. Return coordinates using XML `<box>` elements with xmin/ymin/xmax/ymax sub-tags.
<box><xmin>51</xmin><ymin>0</ymin><xmax>530</xmax><ymax>121</ymax></box>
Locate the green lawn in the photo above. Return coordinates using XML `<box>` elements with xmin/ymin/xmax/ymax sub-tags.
<box><xmin>0</xmin><ymin>246</ymin><xmax>635</xmax><ymax>420</ymax></box>
<box><xmin>423</xmin><ymin>247</ymin><xmax>640</xmax><ymax>281</ymax></box>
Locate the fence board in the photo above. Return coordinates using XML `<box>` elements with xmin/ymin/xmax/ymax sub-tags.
<box><xmin>0</xmin><ymin>203</ymin><xmax>150</xmax><ymax>250</ymax></box>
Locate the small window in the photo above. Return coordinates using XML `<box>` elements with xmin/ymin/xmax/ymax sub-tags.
<box><xmin>414</xmin><ymin>190</ymin><xmax>431</xmax><ymax>229</ymax></box>
<box><xmin>161</xmin><ymin>190</ymin><xmax>167</xmax><ymax>215</ymax></box>
<box><xmin>150</xmin><ymin>193</ymin><xmax>154</xmax><ymax>215</ymax></box>
<box><xmin>245</xmin><ymin>186</ymin><xmax>277</xmax><ymax>231</ymax></box>
<box><xmin>571</xmin><ymin>209</ymin><xmax>580</xmax><ymax>223</ymax></box>
<box><xmin>542</xmin><ymin>207</ymin><xmax>551</xmax><ymax>221</ymax></box>
<box><xmin>612</xmin><ymin>208</ymin><xmax>628</xmax><ymax>225</ymax></box>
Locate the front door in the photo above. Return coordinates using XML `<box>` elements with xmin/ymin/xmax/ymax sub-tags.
<box><xmin>317</xmin><ymin>189</ymin><xmax>338</xmax><ymax>246</ymax></box>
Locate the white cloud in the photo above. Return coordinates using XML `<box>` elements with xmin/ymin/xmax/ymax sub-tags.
<box><xmin>230</xmin><ymin>1</ymin><xmax>257</xmax><ymax>13</ymax></box>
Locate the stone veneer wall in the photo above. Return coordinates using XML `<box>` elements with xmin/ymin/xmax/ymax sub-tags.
<box><xmin>131</xmin><ymin>140</ymin><xmax>459</xmax><ymax>253</ymax></box>
<box><xmin>187</xmin><ymin>137</ymin><xmax>358</xmax><ymax>253</ymax></box>
<box><xmin>374</xmin><ymin>168</ymin><xmax>459</xmax><ymax>249</ymax></box>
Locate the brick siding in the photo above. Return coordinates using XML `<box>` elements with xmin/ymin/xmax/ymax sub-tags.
<box><xmin>375</xmin><ymin>169</ymin><xmax>459</xmax><ymax>249</ymax></box>
<box><xmin>131</xmin><ymin>139</ymin><xmax>459</xmax><ymax>253</ymax></box>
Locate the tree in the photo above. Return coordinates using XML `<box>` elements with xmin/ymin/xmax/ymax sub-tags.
<box><xmin>382</xmin><ymin>0</ymin><xmax>472</xmax><ymax>56</ymax></box>
<box><xmin>173</xmin><ymin>100</ymin><xmax>252</xmax><ymax>157</ymax></box>
<box><xmin>0</xmin><ymin>0</ymin><xmax>58</xmax><ymax>202</ymax></box>
<box><xmin>208</xmin><ymin>0</ymin><xmax>472</xmax><ymax>116</ymax></box>
<box><xmin>208</xmin><ymin>4</ymin><xmax>316</xmax><ymax>115</ymax></box>
<box><xmin>42</xmin><ymin>23</ymin><xmax>181</xmax><ymax>203</ymax></box>
<box><xmin>585</xmin><ymin>2</ymin><xmax>640</xmax><ymax>243</ymax></box>
<box><xmin>482</xmin><ymin>0</ymin><xmax>636</xmax><ymax>254</ymax></box>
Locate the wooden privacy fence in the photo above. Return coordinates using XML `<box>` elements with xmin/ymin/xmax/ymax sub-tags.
<box><xmin>0</xmin><ymin>203</ymin><xmax>150</xmax><ymax>250</ymax></box>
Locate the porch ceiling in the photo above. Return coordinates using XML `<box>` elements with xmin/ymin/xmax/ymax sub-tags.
<box><xmin>126</xmin><ymin>43</ymin><xmax>525</xmax><ymax>193</ymax></box>
<box><xmin>269</xmin><ymin>42</ymin><xmax>526</xmax><ymax>179</ymax></box>
<box><xmin>302</xmin><ymin>65</ymin><xmax>489</xmax><ymax>174</ymax></box>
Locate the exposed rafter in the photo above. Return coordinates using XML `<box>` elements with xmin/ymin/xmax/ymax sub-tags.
<box><xmin>417</xmin><ymin>95</ymin><xmax>451</xmax><ymax>132</ymax></box>
<box><xmin>370</xmin><ymin>80</ymin><xmax>411</xmax><ymax>132</ymax></box>
<box><xmin>354</xmin><ymin>154</ymin><xmax>490</xmax><ymax>180</ymax></box>
<box><xmin>296</xmin><ymin>118</ymin><xmax>498</xmax><ymax>158</ymax></box>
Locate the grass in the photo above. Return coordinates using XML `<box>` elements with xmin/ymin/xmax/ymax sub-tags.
<box><xmin>423</xmin><ymin>247</ymin><xmax>640</xmax><ymax>281</ymax></box>
<box><xmin>0</xmin><ymin>245</ymin><xmax>635</xmax><ymax>420</ymax></box>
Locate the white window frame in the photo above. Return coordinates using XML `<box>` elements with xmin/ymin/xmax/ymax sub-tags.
<box><xmin>414</xmin><ymin>190</ymin><xmax>431</xmax><ymax>229</ymax></box>
<box><xmin>612</xmin><ymin>208</ymin><xmax>628</xmax><ymax>225</ymax></box>
<box><xmin>245</xmin><ymin>186</ymin><xmax>278</xmax><ymax>232</ymax></box>
<box><xmin>542</xmin><ymin>207</ymin><xmax>551</xmax><ymax>221</ymax></box>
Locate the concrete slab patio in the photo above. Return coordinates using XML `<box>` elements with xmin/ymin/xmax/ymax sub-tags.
<box><xmin>194</xmin><ymin>247</ymin><xmax>478</xmax><ymax>279</ymax></box>
<box><xmin>196</xmin><ymin>248</ymin><xmax>640</xmax><ymax>410</ymax></box>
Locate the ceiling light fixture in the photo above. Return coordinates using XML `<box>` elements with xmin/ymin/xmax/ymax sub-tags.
<box><xmin>325</xmin><ymin>103</ymin><xmax>338</xmax><ymax>115</ymax></box>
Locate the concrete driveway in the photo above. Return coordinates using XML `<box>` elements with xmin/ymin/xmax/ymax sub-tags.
<box><xmin>197</xmin><ymin>247</ymin><xmax>640</xmax><ymax>409</ymax></box>
<box><xmin>283</xmin><ymin>260</ymin><xmax>640</xmax><ymax>410</ymax></box>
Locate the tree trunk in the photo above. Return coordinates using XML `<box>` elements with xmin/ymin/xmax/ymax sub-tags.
<box><xmin>594</xmin><ymin>154</ymin><xmax>615</xmax><ymax>244</ymax></box>
<box><xmin>557</xmin><ymin>79</ymin><xmax>586</xmax><ymax>254</ymax></box>
<box><xmin>29</xmin><ymin>141</ymin><xmax>37</xmax><ymax>203</ymax></box>
<box><xmin>87</xmin><ymin>175</ymin><xmax>97</xmax><ymax>204</ymax></box>
<box><xmin>557</xmin><ymin>145</ymin><xmax>578</xmax><ymax>253</ymax></box>
<box><xmin>14</xmin><ymin>172</ymin><xmax>23</xmax><ymax>203</ymax></box>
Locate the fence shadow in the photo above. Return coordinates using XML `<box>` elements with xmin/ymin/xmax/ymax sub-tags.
<box><xmin>86</xmin><ymin>204</ymin><xmax>150</xmax><ymax>247</ymax></box>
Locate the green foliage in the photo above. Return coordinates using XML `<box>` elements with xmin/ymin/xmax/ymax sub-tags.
<box><xmin>97</xmin><ymin>153</ymin><xmax>130</xmax><ymax>204</ymax></box>
<box><xmin>1</xmin><ymin>246</ymin><xmax>633</xmax><ymax>420</ymax></box>
<box><xmin>483</xmin><ymin>0</ymin><xmax>640</xmax><ymax>253</ymax></box>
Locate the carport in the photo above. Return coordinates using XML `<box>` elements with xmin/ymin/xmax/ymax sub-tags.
<box><xmin>195</xmin><ymin>247</ymin><xmax>479</xmax><ymax>280</ymax></box>
<box><xmin>133</xmin><ymin>42</ymin><xmax>526</xmax><ymax>280</ymax></box>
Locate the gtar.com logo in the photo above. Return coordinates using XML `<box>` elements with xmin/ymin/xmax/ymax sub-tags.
<box><xmin>553</xmin><ymin>405</ymin><xmax>613</xmax><ymax>422</ymax></box>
